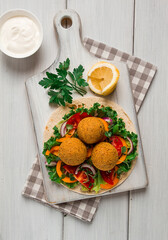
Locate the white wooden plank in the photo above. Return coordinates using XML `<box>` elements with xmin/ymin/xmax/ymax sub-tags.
<box><xmin>0</xmin><ymin>1</ymin><xmax>65</xmax><ymax>240</ymax></box>
<box><xmin>129</xmin><ymin>1</ymin><xmax>168</xmax><ymax>240</ymax></box>
<box><xmin>64</xmin><ymin>0</ymin><xmax>134</xmax><ymax>239</ymax></box>
<box><xmin>67</xmin><ymin>0</ymin><xmax>134</xmax><ymax>54</ymax></box>
<box><xmin>64</xmin><ymin>193</ymin><xmax>129</xmax><ymax>239</ymax></box>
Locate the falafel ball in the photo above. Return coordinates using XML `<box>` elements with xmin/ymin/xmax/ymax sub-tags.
<box><xmin>58</xmin><ymin>138</ymin><xmax>87</xmax><ymax>166</ymax></box>
<box><xmin>77</xmin><ymin>117</ymin><xmax>105</xmax><ymax>144</ymax></box>
<box><xmin>91</xmin><ymin>142</ymin><xmax>118</xmax><ymax>171</ymax></box>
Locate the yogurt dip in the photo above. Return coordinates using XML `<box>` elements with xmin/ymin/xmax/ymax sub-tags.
<box><xmin>0</xmin><ymin>9</ymin><xmax>43</xmax><ymax>58</ymax></box>
<box><xmin>0</xmin><ymin>10</ymin><xmax>43</xmax><ymax>58</ymax></box>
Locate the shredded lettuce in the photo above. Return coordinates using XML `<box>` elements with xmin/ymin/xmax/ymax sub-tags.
<box><xmin>92</xmin><ymin>170</ymin><xmax>106</xmax><ymax>193</ymax></box>
<box><xmin>81</xmin><ymin>185</ymin><xmax>89</xmax><ymax>192</ymax></box>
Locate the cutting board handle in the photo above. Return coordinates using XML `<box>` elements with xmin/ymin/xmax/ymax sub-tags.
<box><xmin>53</xmin><ymin>9</ymin><xmax>84</xmax><ymax>60</ymax></box>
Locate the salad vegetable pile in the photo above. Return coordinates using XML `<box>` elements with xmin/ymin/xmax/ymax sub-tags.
<box><xmin>43</xmin><ymin>103</ymin><xmax>138</xmax><ymax>193</ymax></box>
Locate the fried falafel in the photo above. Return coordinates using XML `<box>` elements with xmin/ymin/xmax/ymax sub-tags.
<box><xmin>77</xmin><ymin>117</ymin><xmax>105</xmax><ymax>144</ymax></box>
<box><xmin>58</xmin><ymin>138</ymin><xmax>87</xmax><ymax>166</ymax></box>
<box><xmin>91</xmin><ymin>142</ymin><xmax>118</xmax><ymax>171</ymax></box>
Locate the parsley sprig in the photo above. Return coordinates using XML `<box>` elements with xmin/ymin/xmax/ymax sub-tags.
<box><xmin>39</xmin><ymin>58</ymin><xmax>88</xmax><ymax>106</ymax></box>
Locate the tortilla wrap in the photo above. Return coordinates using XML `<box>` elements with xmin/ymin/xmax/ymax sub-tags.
<box><xmin>43</xmin><ymin>97</ymin><xmax>137</xmax><ymax>195</ymax></box>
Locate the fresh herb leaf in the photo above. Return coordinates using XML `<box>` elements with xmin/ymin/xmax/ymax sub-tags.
<box><xmin>69</xmin><ymin>173</ymin><xmax>76</xmax><ymax>181</ymax></box>
<box><xmin>48</xmin><ymin>90</ymin><xmax>66</xmax><ymax>106</ymax></box>
<box><xmin>128</xmin><ymin>132</ymin><xmax>138</xmax><ymax>150</ymax></box>
<box><xmin>71</xmin><ymin>65</ymin><xmax>88</xmax><ymax>87</ymax></box>
<box><xmin>53</xmin><ymin>126</ymin><xmax>61</xmax><ymax>138</ymax></box>
<box><xmin>59</xmin><ymin>58</ymin><xmax>70</xmax><ymax>70</ymax></box>
<box><xmin>117</xmin><ymin>151</ymin><xmax>138</xmax><ymax>177</ymax></box>
<box><xmin>42</xmin><ymin>130</ymin><xmax>61</xmax><ymax>164</ymax></box>
<box><xmin>66</xmin><ymin>124</ymin><xmax>73</xmax><ymax>131</ymax></box>
<box><xmin>39</xmin><ymin>77</ymin><xmax>55</xmax><ymax>89</ymax></box>
<box><xmin>105</xmin><ymin>131</ymin><xmax>113</xmax><ymax>138</ymax></box>
<box><xmin>39</xmin><ymin>58</ymin><xmax>88</xmax><ymax>106</ymax></box>
<box><xmin>46</xmin><ymin>166</ymin><xmax>61</xmax><ymax>183</ymax></box>
<box><xmin>62</xmin><ymin>108</ymin><xmax>76</xmax><ymax>120</ymax></box>
<box><xmin>43</xmin><ymin>137</ymin><xmax>59</xmax><ymax>152</ymax></box>
<box><xmin>75</xmin><ymin>104</ymin><xmax>89</xmax><ymax>114</ymax></box>
<box><xmin>88</xmin><ymin>103</ymin><xmax>118</xmax><ymax>121</ymax></box>
<box><xmin>45</xmin><ymin>154</ymin><xmax>60</xmax><ymax>164</ymax></box>
<box><xmin>60</xmin><ymin>173</ymin><xmax>66</xmax><ymax>180</ymax></box>
<box><xmin>88</xmin><ymin>102</ymin><xmax>101</xmax><ymax>116</ymax></box>
<box><xmin>121</xmin><ymin>146</ymin><xmax>127</xmax><ymax>154</ymax></box>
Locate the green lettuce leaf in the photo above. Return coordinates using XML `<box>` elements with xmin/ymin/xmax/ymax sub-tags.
<box><xmin>92</xmin><ymin>170</ymin><xmax>106</xmax><ymax>193</ymax></box>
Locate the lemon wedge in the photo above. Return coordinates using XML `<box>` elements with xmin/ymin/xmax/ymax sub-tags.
<box><xmin>87</xmin><ymin>61</ymin><xmax>120</xmax><ymax>96</ymax></box>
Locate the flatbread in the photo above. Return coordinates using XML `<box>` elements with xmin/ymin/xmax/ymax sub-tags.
<box><xmin>43</xmin><ymin>97</ymin><xmax>137</xmax><ymax>195</ymax></box>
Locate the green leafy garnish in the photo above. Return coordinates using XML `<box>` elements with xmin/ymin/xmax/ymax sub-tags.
<box><xmin>69</xmin><ymin>173</ymin><xmax>76</xmax><ymax>181</ymax></box>
<box><xmin>62</xmin><ymin>108</ymin><xmax>76</xmax><ymax>120</ymax></box>
<box><xmin>66</xmin><ymin>124</ymin><xmax>73</xmax><ymax>131</ymax></box>
<box><xmin>121</xmin><ymin>146</ymin><xmax>127</xmax><ymax>154</ymax></box>
<box><xmin>39</xmin><ymin>58</ymin><xmax>88</xmax><ymax>106</ymax></box>
<box><xmin>46</xmin><ymin>166</ymin><xmax>61</xmax><ymax>183</ymax></box>
<box><xmin>117</xmin><ymin>152</ymin><xmax>138</xmax><ymax>177</ymax></box>
<box><xmin>81</xmin><ymin>185</ymin><xmax>89</xmax><ymax>192</ymax></box>
<box><xmin>68</xmin><ymin>65</ymin><xmax>88</xmax><ymax>87</ymax></box>
<box><xmin>42</xmin><ymin>126</ymin><xmax>61</xmax><ymax>164</ymax></box>
<box><xmin>46</xmin><ymin>154</ymin><xmax>60</xmax><ymax>165</ymax></box>
<box><xmin>92</xmin><ymin>170</ymin><xmax>106</xmax><ymax>193</ymax></box>
<box><xmin>46</xmin><ymin>166</ymin><xmax>79</xmax><ymax>188</ymax></box>
<box><xmin>117</xmin><ymin>133</ymin><xmax>138</xmax><ymax>177</ymax></box>
<box><xmin>63</xmin><ymin>181</ymin><xmax>79</xmax><ymax>189</ymax></box>
<box><xmin>105</xmin><ymin>131</ymin><xmax>113</xmax><ymax>138</ymax></box>
<box><xmin>88</xmin><ymin>103</ymin><xmax>118</xmax><ymax>120</ymax></box>
<box><xmin>43</xmin><ymin>137</ymin><xmax>60</xmax><ymax>154</ymax></box>
<box><xmin>53</xmin><ymin>126</ymin><xmax>61</xmax><ymax>138</ymax></box>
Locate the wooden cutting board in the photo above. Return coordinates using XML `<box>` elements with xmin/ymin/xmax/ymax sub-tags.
<box><xmin>26</xmin><ymin>9</ymin><xmax>148</xmax><ymax>204</ymax></box>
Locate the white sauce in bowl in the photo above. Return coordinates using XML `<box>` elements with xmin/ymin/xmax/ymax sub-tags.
<box><xmin>0</xmin><ymin>16</ymin><xmax>41</xmax><ymax>57</ymax></box>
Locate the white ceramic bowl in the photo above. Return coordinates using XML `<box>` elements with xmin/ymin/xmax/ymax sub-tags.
<box><xmin>0</xmin><ymin>9</ymin><xmax>43</xmax><ymax>58</ymax></box>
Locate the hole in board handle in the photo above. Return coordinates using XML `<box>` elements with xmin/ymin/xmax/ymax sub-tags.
<box><xmin>61</xmin><ymin>17</ymin><xmax>72</xmax><ymax>29</ymax></box>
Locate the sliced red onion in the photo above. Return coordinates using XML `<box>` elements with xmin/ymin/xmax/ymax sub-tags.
<box><xmin>60</xmin><ymin>121</ymin><xmax>67</xmax><ymax>137</ymax></box>
<box><xmin>102</xmin><ymin>117</ymin><xmax>113</xmax><ymax>125</ymax></box>
<box><xmin>75</xmin><ymin>163</ymin><xmax>96</xmax><ymax>175</ymax></box>
<box><xmin>127</xmin><ymin>137</ymin><xmax>134</xmax><ymax>155</ymax></box>
<box><xmin>45</xmin><ymin>161</ymin><xmax>57</xmax><ymax>166</ymax></box>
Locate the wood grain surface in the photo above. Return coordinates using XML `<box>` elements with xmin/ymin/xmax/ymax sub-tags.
<box><xmin>0</xmin><ymin>1</ymin><xmax>66</xmax><ymax>240</ymax></box>
<box><xmin>129</xmin><ymin>1</ymin><xmax>168</xmax><ymax>240</ymax></box>
<box><xmin>64</xmin><ymin>1</ymin><xmax>134</xmax><ymax>240</ymax></box>
<box><xmin>0</xmin><ymin>0</ymin><xmax>167</xmax><ymax>240</ymax></box>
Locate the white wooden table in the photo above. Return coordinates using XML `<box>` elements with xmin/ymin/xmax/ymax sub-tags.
<box><xmin>0</xmin><ymin>0</ymin><xmax>167</xmax><ymax>239</ymax></box>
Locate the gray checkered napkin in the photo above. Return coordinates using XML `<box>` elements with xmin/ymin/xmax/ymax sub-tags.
<box><xmin>22</xmin><ymin>38</ymin><xmax>157</xmax><ymax>222</ymax></box>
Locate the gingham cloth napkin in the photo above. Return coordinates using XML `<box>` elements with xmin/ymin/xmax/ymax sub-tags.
<box><xmin>22</xmin><ymin>38</ymin><xmax>157</xmax><ymax>222</ymax></box>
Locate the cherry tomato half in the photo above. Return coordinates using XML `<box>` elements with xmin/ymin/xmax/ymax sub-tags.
<box><xmin>66</xmin><ymin>112</ymin><xmax>91</xmax><ymax>129</ymax></box>
<box><xmin>110</xmin><ymin>135</ymin><xmax>123</xmax><ymax>157</ymax></box>
<box><xmin>100</xmin><ymin>168</ymin><xmax>115</xmax><ymax>185</ymax></box>
<box><xmin>63</xmin><ymin>165</ymin><xmax>94</xmax><ymax>190</ymax></box>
